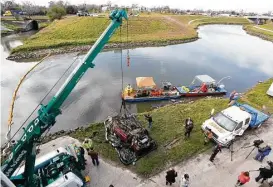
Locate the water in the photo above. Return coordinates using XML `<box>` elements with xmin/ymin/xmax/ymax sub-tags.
<box><xmin>1</xmin><ymin>25</ymin><xmax>273</xmax><ymax>144</ymax></box>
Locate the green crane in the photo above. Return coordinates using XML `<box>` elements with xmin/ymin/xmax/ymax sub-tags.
<box><xmin>1</xmin><ymin>9</ymin><xmax>128</xmax><ymax>187</ymax></box>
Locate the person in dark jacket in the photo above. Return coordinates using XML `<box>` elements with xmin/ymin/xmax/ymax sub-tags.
<box><xmin>255</xmin><ymin>167</ymin><xmax>273</xmax><ymax>183</ymax></box>
<box><xmin>88</xmin><ymin>148</ymin><xmax>99</xmax><ymax>166</ymax></box>
<box><xmin>79</xmin><ymin>146</ymin><xmax>86</xmax><ymax>167</ymax></box>
<box><xmin>184</xmin><ymin>117</ymin><xmax>194</xmax><ymax>138</ymax></box>
<box><xmin>145</xmin><ymin>114</ymin><xmax>153</xmax><ymax>129</ymax></box>
<box><xmin>165</xmin><ymin>168</ymin><xmax>177</xmax><ymax>185</ymax></box>
<box><xmin>255</xmin><ymin>145</ymin><xmax>272</xmax><ymax>162</ymax></box>
<box><xmin>209</xmin><ymin>144</ymin><xmax>222</xmax><ymax>162</ymax></box>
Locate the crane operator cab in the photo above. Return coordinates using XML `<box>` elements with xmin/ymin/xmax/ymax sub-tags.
<box><xmin>8</xmin><ymin>145</ymin><xmax>87</xmax><ymax>187</ymax></box>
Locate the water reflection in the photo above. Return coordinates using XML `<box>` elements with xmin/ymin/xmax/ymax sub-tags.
<box><xmin>1</xmin><ymin>25</ymin><xmax>272</xmax><ymax>144</ymax></box>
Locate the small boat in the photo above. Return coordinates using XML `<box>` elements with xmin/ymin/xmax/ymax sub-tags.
<box><xmin>177</xmin><ymin>75</ymin><xmax>229</xmax><ymax>97</ymax></box>
<box><xmin>122</xmin><ymin>77</ymin><xmax>180</xmax><ymax>103</ymax></box>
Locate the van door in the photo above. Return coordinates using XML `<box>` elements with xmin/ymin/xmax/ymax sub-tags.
<box><xmin>234</xmin><ymin>121</ymin><xmax>243</xmax><ymax>135</ymax></box>
<box><xmin>243</xmin><ymin>117</ymin><xmax>250</xmax><ymax>129</ymax></box>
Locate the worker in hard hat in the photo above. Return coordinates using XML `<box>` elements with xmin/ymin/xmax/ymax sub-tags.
<box><xmin>82</xmin><ymin>138</ymin><xmax>93</xmax><ymax>150</ymax></box>
<box><xmin>126</xmin><ymin>84</ymin><xmax>133</xmax><ymax>96</ymax></box>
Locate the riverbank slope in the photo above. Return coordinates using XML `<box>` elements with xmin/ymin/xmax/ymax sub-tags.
<box><xmin>8</xmin><ymin>15</ymin><xmax>258</xmax><ymax>61</ymax></box>
<box><xmin>41</xmin><ymin>78</ymin><xmax>273</xmax><ymax>177</ymax></box>
<box><xmin>243</xmin><ymin>23</ymin><xmax>273</xmax><ymax>42</ymax></box>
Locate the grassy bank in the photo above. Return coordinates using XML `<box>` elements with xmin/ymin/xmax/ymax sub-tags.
<box><xmin>244</xmin><ymin>24</ymin><xmax>273</xmax><ymax>41</ymax></box>
<box><xmin>1</xmin><ymin>22</ymin><xmax>21</xmax><ymax>32</ymax></box>
<box><xmin>259</xmin><ymin>23</ymin><xmax>273</xmax><ymax>30</ymax></box>
<box><xmin>9</xmin><ymin>14</ymin><xmax>272</xmax><ymax>59</ymax></box>
<box><xmin>69</xmin><ymin>98</ymin><xmax>228</xmax><ymax>176</ymax></box>
<box><xmin>1</xmin><ymin>15</ymin><xmax>49</xmax><ymax>21</ymax></box>
<box><xmin>11</xmin><ymin>15</ymin><xmax>251</xmax><ymax>54</ymax></box>
<box><xmin>11</xmin><ymin>15</ymin><xmax>198</xmax><ymax>53</ymax></box>
<box><xmin>190</xmin><ymin>17</ymin><xmax>250</xmax><ymax>27</ymax></box>
<box><xmin>241</xmin><ymin>78</ymin><xmax>273</xmax><ymax>113</ymax></box>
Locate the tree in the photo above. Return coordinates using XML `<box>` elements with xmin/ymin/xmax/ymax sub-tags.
<box><xmin>47</xmin><ymin>5</ymin><xmax>66</xmax><ymax>21</ymax></box>
<box><xmin>21</xmin><ymin>1</ymin><xmax>34</xmax><ymax>18</ymax></box>
<box><xmin>66</xmin><ymin>5</ymin><xmax>77</xmax><ymax>14</ymax></box>
<box><xmin>107</xmin><ymin>1</ymin><xmax>111</xmax><ymax>7</ymax></box>
<box><xmin>1</xmin><ymin>2</ymin><xmax>4</xmax><ymax>15</ymax></box>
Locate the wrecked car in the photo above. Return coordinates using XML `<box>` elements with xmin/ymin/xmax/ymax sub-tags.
<box><xmin>104</xmin><ymin>114</ymin><xmax>157</xmax><ymax>165</ymax></box>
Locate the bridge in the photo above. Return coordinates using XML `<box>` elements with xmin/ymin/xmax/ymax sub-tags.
<box><xmin>245</xmin><ymin>16</ymin><xmax>273</xmax><ymax>25</ymax></box>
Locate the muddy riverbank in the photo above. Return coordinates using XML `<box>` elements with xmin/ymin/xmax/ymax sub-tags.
<box><xmin>7</xmin><ymin>37</ymin><xmax>198</xmax><ymax>61</ymax></box>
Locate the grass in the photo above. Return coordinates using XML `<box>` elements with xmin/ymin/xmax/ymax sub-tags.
<box><xmin>70</xmin><ymin>98</ymin><xmax>228</xmax><ymax>176</ymax></box>
<box><xmin>12</xmin><ymin>15</ymin><xmax>198</xmax><ymax>53</ymax></box>
<box><xmin>190</xmin><ymin>17</ymin><xmax>250</xmax><ymax>27</ymax></box>
<box><xmin>241</xmin><ymin>78</ymin><xmax>273</xmax><ymax>113</ymax></box>
<box><xmin>2</xmin><ymin>22</ymin><xmax>21</xmax><ymax>31</ymax></box>
<box><xmin>39</xmin><ymin>22</ymin><xmax>51</xmax><ymax>29</ymax></box>
<box><xmin>1</xmin><ymin>15</ymin><xmax>49</xmax><ymax>21</ymax></box>
<box><xmin>244</xmin><ymin>25</ymin><xmax>273</xmax><ymax>41</ymax></box>
<box><xmin>259</xmin><ymin>23</ymin><xmax>273</xmax><ymax>31</ymax></box>
<box><xmin>10</xmin><ymin>15</ymin><xmax>271</xmax><ymax>56</ymax></box>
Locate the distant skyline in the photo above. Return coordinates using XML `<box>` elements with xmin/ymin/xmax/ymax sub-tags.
<box><xmin>12</xmin><ymin>0</ymin><xmax>273</xmax><ymax>13</ymax></box>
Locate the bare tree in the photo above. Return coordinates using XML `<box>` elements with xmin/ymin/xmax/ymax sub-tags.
<box><xmin>107</xmin><ymin>1</ymin><xmax>112</xmax><ymax>7</ymax></box>
<box><xmin>21</xmin><ymin>1</ymin><xmax>34</xmax><ymax>18</ymax></box>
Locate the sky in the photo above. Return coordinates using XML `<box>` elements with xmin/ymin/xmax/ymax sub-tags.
<box><xmin>12</xmin><ymin>0</ymin><xmax>273</xmax><ymax>13</ymax></box>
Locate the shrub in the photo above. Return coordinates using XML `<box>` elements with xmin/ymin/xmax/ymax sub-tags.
<box><xmin>47</xmin><ymin>5</ymin><xmax>66</xmax><ymax>21</ymax></box>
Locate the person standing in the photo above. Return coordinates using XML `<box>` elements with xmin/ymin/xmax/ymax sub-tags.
<box><xmin>184</xmin><ymin>118</ymin><xmax>194</xmax><ymax>139</ymax></box>
<box><xmin>88</xmin><ymin>148</ymin><xmax>99</xmax><ymax>166</ymax></box>
<box><xmin>82</xmin><ymin>138</ymin><xmax>93</xmax><ymax>150</ymax></box>
<box><xmin>259</xmin><ymin>181</ymin><xmax>273</xmax><ymax>187</ymax></box>
<box><xmin>235</xmin><ymin>171</ymin><xmax>250</xmax><ymax>186</ymax></box>
<box><xmin>228</xmin><ymin>90</ymin><xmax>239</xmax><ymax>106</ymax></box>
<box><xmin>255</xmin><ymin>144</ymin><xmax>272</xmax><ymax>162</ymax></box>
<box><xmin>165</xmin><ymin>168</ymin><xmax>177</xmax><ymax>185</ymax></box>
<box><xmin>180</xmin><ymin>173</ymin><xmax>190</xmax><ymax>187</ymax></box>
<box><xmin>204</xmin><ymin>129</ymin><xmax>213</xmax><ymax>145</ymax></box>
<box><xmin>209</xmin><ymin>144</ymin><xmax>222</xmax><ymax>162</ymax></box>
<box><xmin>145</xmin><ymin>114</ymin><xmax>153</xmax><ymax>129</ymax></box>
<box><xmin>255</xmin><ymin>166</ymin><xmax>273</xmax><ymax>183</ymax></box>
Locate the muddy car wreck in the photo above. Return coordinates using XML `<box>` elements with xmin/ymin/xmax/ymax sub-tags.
<box><xmin>104</xmin><ymin>114</ymin><xmax>157</xmax><ymax>165</ymax></box>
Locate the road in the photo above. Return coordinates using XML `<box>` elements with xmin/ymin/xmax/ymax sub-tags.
<box><xmin>40</xmin><ymin>118</ymin><xmax>273</xmax><ymax>187</ymax></box>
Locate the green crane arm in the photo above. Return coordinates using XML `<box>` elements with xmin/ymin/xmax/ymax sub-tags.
<box><xmin>1</xmin><ymin>9</ymin><xmax>127</xmax><ymax>186</ymax></box>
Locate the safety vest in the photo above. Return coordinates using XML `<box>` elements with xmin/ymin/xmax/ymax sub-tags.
<box><xmin>82</xmin><ymin>139</ymin><xmax>93</xmax><ymax>149</ymax></box>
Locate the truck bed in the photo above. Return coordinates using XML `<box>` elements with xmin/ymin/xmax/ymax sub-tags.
<box><xmin>234</xmin><ymin>103</ymin><xmax>270</xmax><ymax>127</ymax></box>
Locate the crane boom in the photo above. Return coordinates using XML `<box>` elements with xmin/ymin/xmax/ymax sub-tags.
<box><xmin>1</xmin><ymin>9</ymin><xmax>127</xmax><ymax>187</ymax></box>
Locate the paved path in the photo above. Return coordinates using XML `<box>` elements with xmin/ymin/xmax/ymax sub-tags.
<box><xmin>40</xmin><ymin>118</ymin><xmax>273</xmax><ymax>187</ymax></box>
<box><xmin>188</xmin><ymin>18</ymin><xmax>207</xmax><ymax>25</ymax></box>
<box><xmin>254</xmin><ymin>26</ymin><xmax>273</xmax><ymax>33</ymax></box>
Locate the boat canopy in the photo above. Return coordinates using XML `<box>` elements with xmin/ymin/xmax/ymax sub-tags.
<box><xmin>136</xmin><ymin>77</ymin><xmax>156</xmax><ymax>89</ymax></box>
<box><xmin>191</xmin><ymin>75</ymin><xmax>216</xmax><ymax>85</ymax></box>
<box><xmin>267</xmin><ymin>82</ymin><xmax>273</xmax><ymax>96</ymax></box>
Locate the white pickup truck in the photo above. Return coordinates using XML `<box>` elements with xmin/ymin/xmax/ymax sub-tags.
<box><xmin>201</xmin><ymin>102</ymin><xmax>270</xmax><ymax>147</ymax></box>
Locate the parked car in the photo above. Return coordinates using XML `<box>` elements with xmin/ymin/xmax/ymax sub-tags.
<box><xmin>89</xmin><ymin>13</ymin><xmax>98</xmax><ymax>17</ymax></box>
<box><xmin>3</xmin><ymin>10</ymin><xmax>13</xmax><ymax>16</ymax></box>
<box><xmin>77</xmin><ymin>11</ymin><xmax>89</xmax><ymax>16</ymax></box>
